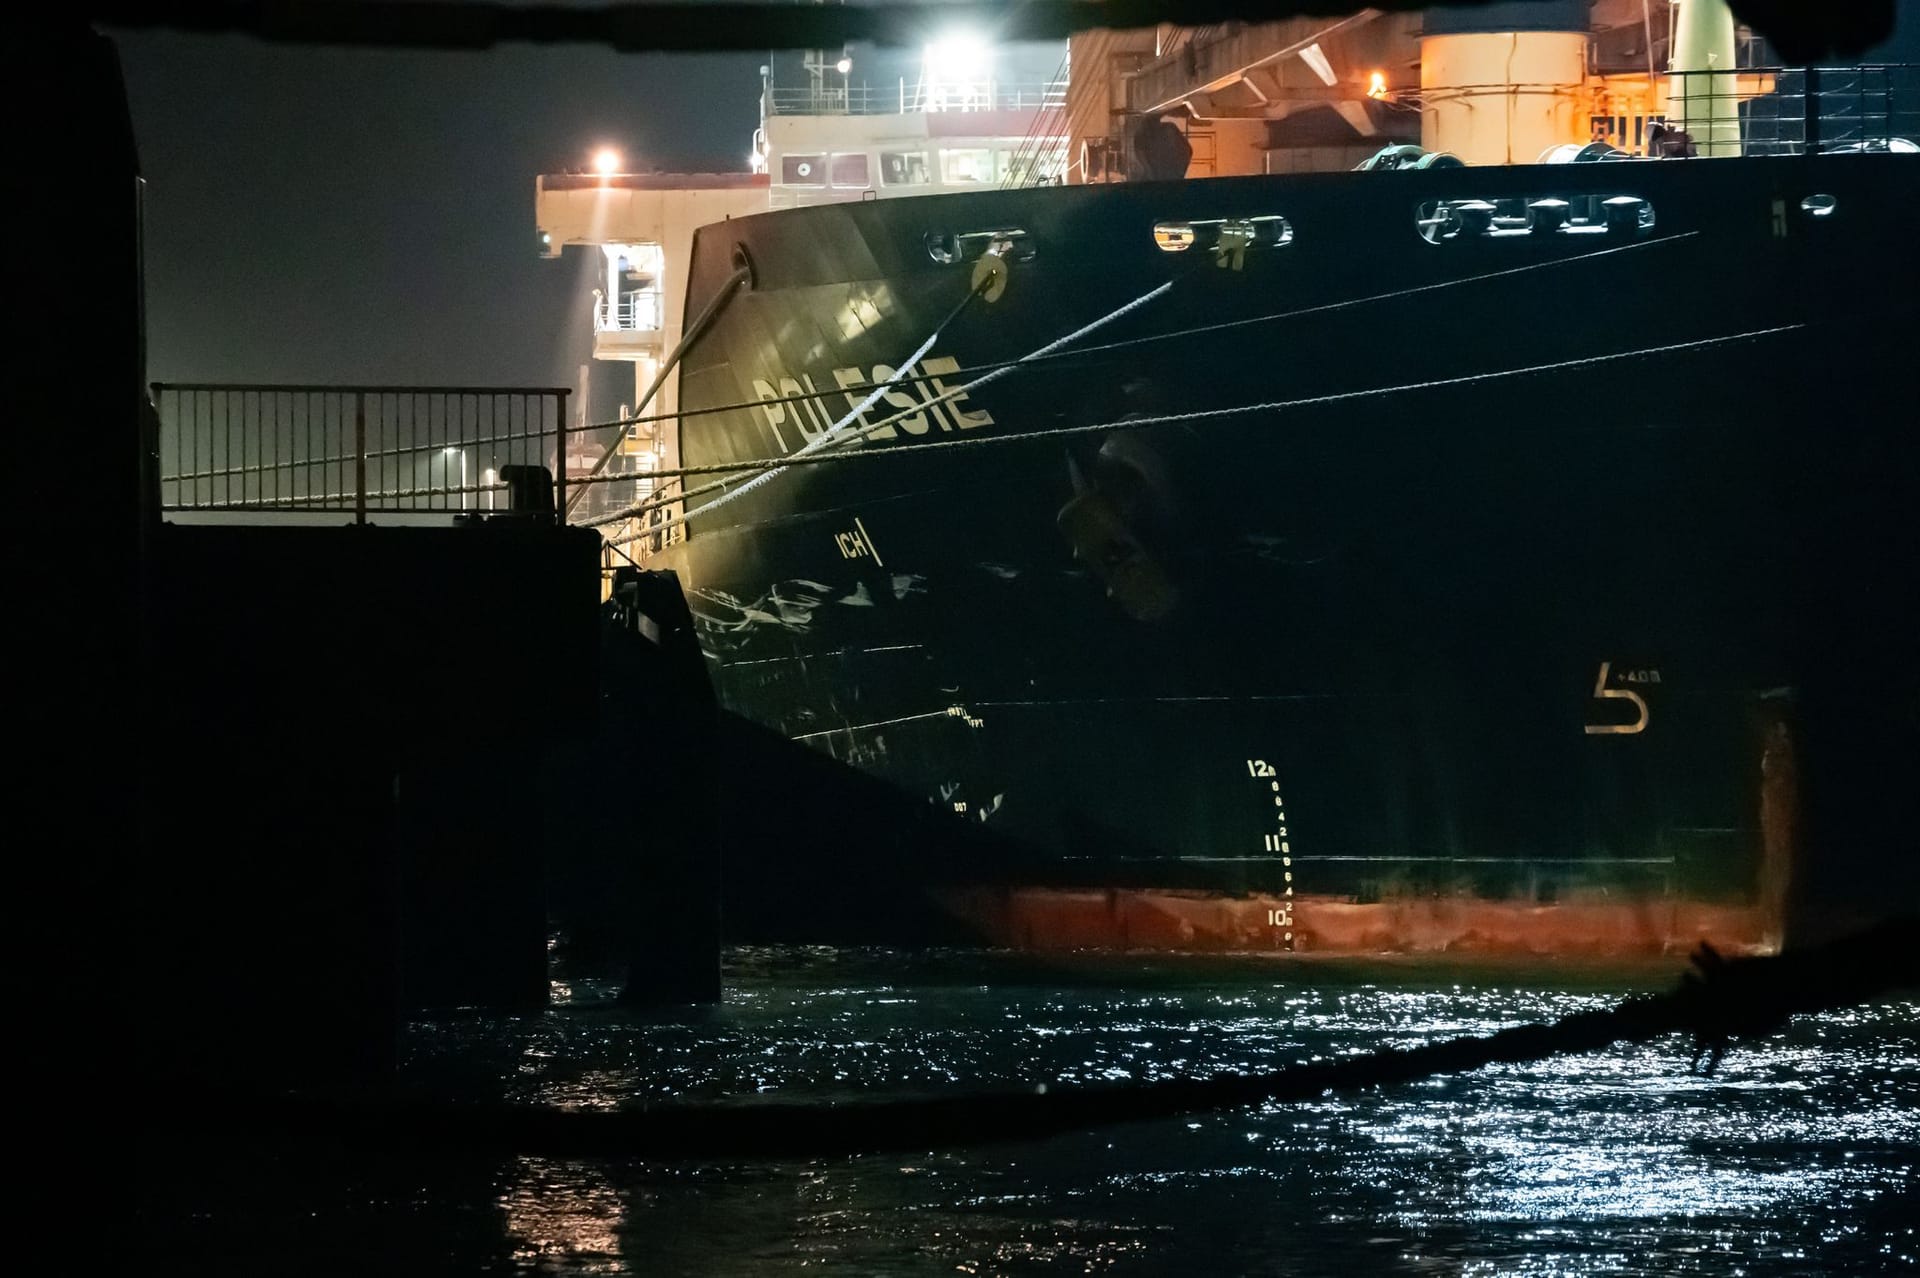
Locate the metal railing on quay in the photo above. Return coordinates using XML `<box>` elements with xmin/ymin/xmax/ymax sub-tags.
<box><xmin>154</xmin><ymin>384</ymin><xmax>570</xmax><ymax>522</ymax></box>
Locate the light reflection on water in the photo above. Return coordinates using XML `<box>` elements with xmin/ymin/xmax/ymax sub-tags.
<box><xmin>157</xmin><ymin>948</ymin><xmax>1920</xmax><ymax>1275</ymax></box>
<box><xmin>425</xmin><ymin>949</ymin><xmax>1920</xmax><ymax>1275</ymax></box>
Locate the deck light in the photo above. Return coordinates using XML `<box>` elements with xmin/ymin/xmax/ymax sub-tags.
<box><xmin>592</xmin><ymin>147</ymin><xmax>621</xmax><ymax>176</ymax></box>
<box><xmin>924</xmin><ymin>33</ymin><xmax>991</xmax><ymax>85</ymax></box>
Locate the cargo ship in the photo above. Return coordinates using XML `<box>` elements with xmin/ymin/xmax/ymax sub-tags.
<box><xmin>568</xmin><ymin>4</ymin><xmax>1920</xmax><ymax>956</ymax></box>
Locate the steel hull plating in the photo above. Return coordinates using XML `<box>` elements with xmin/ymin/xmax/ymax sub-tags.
<box><xmin>662</xmin><ymin>157</ymin><xmax>1917</xmax><ymax>956</ymax></box>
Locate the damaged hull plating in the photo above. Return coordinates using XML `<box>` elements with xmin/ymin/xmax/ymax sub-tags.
<box><xmin>658</xmin><ymin>155</ymin><xmax>1918</xmax><ymax>957</ymax></box>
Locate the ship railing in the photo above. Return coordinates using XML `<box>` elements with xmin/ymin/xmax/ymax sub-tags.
<box><xmin>595</xmin><ymin>293</ymin><xmax>662</xmax><ymax>333</ymax></box>
<box><xmin>591</xmin><ymin>483</ymin><xmax>686</xmax><ymax>584</ymax></box>
<box><xmin>763</xmin><ymin>80</ymin><xmax>1065</xmax><ymax>117</ymax></box>
<box><xmin>1591</xmin><ymin>63</ymin><xmax>1920</xmax><ymax>158</ymax></box>
<box><xmin>566</xmin><ymin>455</ymin><xmax>671</xmax><ymax>523</ymax></box>
<box><xmin>153</xmin><ymin>384</ymin><xmax>571</xmax><ymax>523</ymax></box>
<box><xmin>597</xmin><ymin>491</ymin><xmax>685</xmax><ymax>581</ymax></box>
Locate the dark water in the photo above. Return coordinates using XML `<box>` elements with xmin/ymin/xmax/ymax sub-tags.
<box><xmin>145</xmin><ymin>948</ymin><xmax>1918</xmax><ymax>1274</ymax></box>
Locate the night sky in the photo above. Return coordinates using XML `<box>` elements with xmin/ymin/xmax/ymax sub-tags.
<box><xmin>118</xmin><ymin>33</ymin><xmax>764</xmax><ymax>397</ymax></box>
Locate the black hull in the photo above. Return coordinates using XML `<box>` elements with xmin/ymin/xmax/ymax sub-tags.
<box><xmin>659</xmin><ymin>156</ymin><xmax>1919</xmax><ymax>954</ymax></box>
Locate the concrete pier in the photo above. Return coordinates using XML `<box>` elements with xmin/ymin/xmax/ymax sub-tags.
<box><xmin>139</xmin><ymin>520</ymin><xmax>599</xmax><ymax>1086</ymax></box>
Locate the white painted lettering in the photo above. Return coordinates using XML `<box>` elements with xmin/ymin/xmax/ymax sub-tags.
<box><xmin>777</xmin><ymin>377</ymin><xmax>824</xmax><ymax>444</ymax></box>
<box><xmin>871</xmin><ymin>364</ymin><xmax>929</xmax><ymax>435</ymax></box>
<box><xmin>832</xmin><ymin>367</ymin><xmax>895</xmax><ymax>441</ymax></box>
<box><xmin>799</xmin><ymin>373</ymin><xmax>840</xmax><ymax>439</ymax></box>
<box><xmin>758</xmin><ymin>353</ymin><xmax>986</xmax><ymax>447</ymax></box>
<box><xmin>913</xmin><ymin>368</ymin><xmax>957</xmax><ymax>431</ymax></box>
<box><xmin>921</xmin><ymin>356</ymin><xmax>993</xmax><ymax>429</ymax></box>
<box><xmin>750</xmin><ymin>379</ymin><xmax>790</xmax><ymax>452</ymax></box>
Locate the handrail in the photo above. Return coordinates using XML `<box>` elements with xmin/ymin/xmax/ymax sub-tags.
<box><xmin>153</xmin><ymin>383</ymin><xmax>571</xmax><ymax>523</ymax></box>
<box><xmin>155</xmin><ymin>382</ymin><xmax>570</xmax><ymax>396</ymax></box>
<box><xmin>595</xmin><ymin>294</ymin><xmax>663</xmax><ymax>333</ymax></box>
<box><xmin>764</xmin><ymin>79</ymin><xmax>1065</xmax><ymax>117</ymax></box>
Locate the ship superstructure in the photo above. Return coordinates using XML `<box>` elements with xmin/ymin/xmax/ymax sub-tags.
<box><xmin>754</xmin><ymin>39</ymin><xmax>1070</xmax><ymax>208</ymax></box>
<box><xmin>1064</xmin><ymin>1</ymin><xmax>1801</xmax><ymax>179</ymax></box>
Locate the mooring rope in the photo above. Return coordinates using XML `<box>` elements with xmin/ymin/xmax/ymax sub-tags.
<box><xmin>602</xmin><ymin>274</ymin><xmax>1183</xmax><ymax>543</ymax></box>
<box><xmin>582</xmin><ymin>276</ymin><xmax>990</xmax><ymax>530</ymax></box>
<box><xmin>156</xmin><ymin>235</ymin><xmax>1699</xmax><ymax>498</ymax></box>
<box><xmin>599</xmin><ymin>322</ymin><xmax>1801</xmax><ymax>548</ymax></box>
<box><xmin>561</xmin><ymin>263</ymin><xmax>749</xmax><ymax>519</ymax></box>
<box><xmin>570</xmin><ymin>229</ymin><xmax>1699</xmax><ymax>445</ymax></box>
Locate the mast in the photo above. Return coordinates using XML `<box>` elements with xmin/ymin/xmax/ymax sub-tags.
<box><xmin>1669</xmin><ymin>0</ymin><xmax>1741</xmax><ymax>155</ymax></box>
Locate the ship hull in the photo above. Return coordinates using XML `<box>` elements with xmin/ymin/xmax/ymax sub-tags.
<box><xmin>657</xmin><ymin>156</ymin><xmax>1917</xmax><ymax>956</ymax></box>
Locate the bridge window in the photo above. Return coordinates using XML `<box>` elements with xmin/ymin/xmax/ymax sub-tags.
<box><xmin>830</xmin><ymin>153</ymin><xmax>871</xmax><ymax>188</ymax></box>
<box><xmin>998</xmin><ymin>150</ymin><xmax>1064</xmax><ymax>185</ymax></box>
<box><xmin>880</xmin><ymin>150</ymin><xmax>930</xmax><ymax>186</ymax></box>
<box><xmin>780</xmin><ymin>154</ymin><xmax>826</xmax><ymax>185</ymax></box>
<box><xmin>941</xmin><ymin>148</ymin><xmax>994</xmax><ymax>184</ymax></box>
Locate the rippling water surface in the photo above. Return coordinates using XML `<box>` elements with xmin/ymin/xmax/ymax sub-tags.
<box><xmin>148</xmin><ymin>947</ymin><xmax>1918</xmax><ymax>1274</ymax></box>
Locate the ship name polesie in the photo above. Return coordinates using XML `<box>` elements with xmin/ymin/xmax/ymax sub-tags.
<box><xmin>749</xmin><ymin>356</ymin><xmax>994</xmax><ymax>454</ymax></box>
